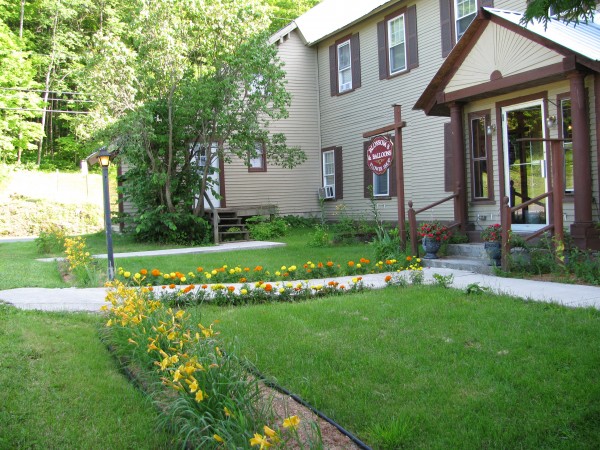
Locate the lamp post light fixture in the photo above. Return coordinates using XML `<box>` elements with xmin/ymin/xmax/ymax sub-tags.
<box><xmin>98</xmin><ymin>146</ymin><xmax>116</xmax><ymax>281</ymax></box>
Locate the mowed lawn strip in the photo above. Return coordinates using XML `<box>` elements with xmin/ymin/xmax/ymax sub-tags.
<box><xmin>197</xmin><ymin>286</ymin><xmax>600</xmax><ymax>449</ymax></box>
<box><xmin>0</xmin><ymin>305</ymin><xmax>174</xmax><ymax>449</ymax></box>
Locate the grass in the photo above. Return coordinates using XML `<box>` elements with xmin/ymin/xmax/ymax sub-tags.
<box><xmin>114</xmin><ymin>227</ymin><xmax>372</xmax><ymax>276</ymax></box>
<box><xmin>196</xmin><ymin>286</ymin><xmax>600</xmax><ymax>449</ymax></box>
<box><xmin>0</xmin><ymin>303</ymin><xmax>174</xmax><ymax>448</ymax></box>
<box><xmin>0</xmin><ymin>240</ymin><xmax>66</xmax><ymax>290</ymax></box>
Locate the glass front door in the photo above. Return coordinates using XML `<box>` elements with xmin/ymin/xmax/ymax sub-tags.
<box><xmin>502</xmin><ymin>101</ymin><xmax>548</xmax><ymax>230</ymax></box>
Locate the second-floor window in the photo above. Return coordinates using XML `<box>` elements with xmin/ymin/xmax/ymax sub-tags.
<box><xmin>455</xmin><ymin>0</ymin><xmax>477</xmax><ymax>40</ymax></box>
<box><xmin>329</xmin><ymin>34</ymin><xmax>361</xmax><ymax>96</ymax></box>
<box><xmin>377</xmin><ymin>6</ymin><xmax>418</xmax><ymax>80</ymax></box>
<box><xmin>248</xmin><ymin>142</ymin><xmax>266</xmax><ymax>172</ymax></box>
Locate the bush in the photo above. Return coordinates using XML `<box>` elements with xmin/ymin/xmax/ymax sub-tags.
<box><xmin>35</xmin><ymin>223</ymin><xmax>67</xmax><ymax>254</ymax></box>
<box><xmin>133</xmin><ymin>207</ymin><xmax>211</xmax><ymax>245</ymax></box>
<box><xmin>371</xmin><ymin>227</ymin><xmax>403</xmax><ymax>261</ymax></box>
<box><xmin>245</xmin><ymin>215</ymin><xmax>287</xmax><ymax>240</ymax></box>
<box><xmin>282</xmin><ymin>215</ymin><xmax>317</xmax><ymax>228</ymax></box>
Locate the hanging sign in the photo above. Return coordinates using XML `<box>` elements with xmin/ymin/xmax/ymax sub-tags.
<box><xmin>366</xmin><ymin>135</ymin><xmax>394</xmax><ymax>175</ymax></box>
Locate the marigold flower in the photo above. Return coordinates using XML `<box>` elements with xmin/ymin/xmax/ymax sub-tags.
<box><xmin>124</xmin><ymin>271</ymin><xmax>131</xmax><ymax>278</ymax></box>
<box><xmin>283</xmin><ymin>415</ymin><xmax>300</xmax><ymax>429</ymax></box>
<box><xmin>202</xmin><ymin>284</ymin><xmax>208</xmax><ymax>289</ymax></box>
<box><xmin>406</xmin><ymin>256</ymin><xmax>412</xmax><ymax>261</ymax></box>
<box><xmin>326</xmin><ymin>261</ymin><xmax>333</xmax><ymax>267</ymax></box>
<box><xmin>197</xmin><ymin>267</ymin><xmax>203</xmax><ymax>272</ymax></box>
<box><xmin>228</xmin><ymin>286</ymin><xmax>235</xmax><ymax>293</ymax></box>
<box><xmin>264</xmin><ymin>283</ymin><xmax>273</xmax><ymax>292</ymax></box>
<box><xmin>385</xmin><ymin>275</ymin><xmax>392</xmax><ymax>282</ymax></box>
<box><xmin>348</xmin><ymin>261</ymin><xmax>355</xmax><ymax>267</ymax></box>
<box><xmin>241</xmin><ymin>288</ymin><xmax>248</xmax><ymax>295</ymax></box>
<box><xmin>140</xmin><ymin>269</ymin><xmax>148</xmax><ymax>275</ymax></box>
<box><xmin>239</xmin><ymin>277</ymin><xmax>247</xmax><ymax>283</ymax></box>
<box><xmin>205</xmin><ymin>273</ymin><xmax>212</xmax><ymax>279</ymax></box>
<box><xmin>169</xmin><ymin>284</ymin><xmax>176</xmax><ymax>289</ymax></box>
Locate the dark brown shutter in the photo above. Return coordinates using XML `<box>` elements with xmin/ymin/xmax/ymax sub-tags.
<box><xmin>444</xmin><ymin>122</ymin><xmax>454</xmax><ymax>192</ymax></box>
<box><xmin>350</xmin><ymin>34</ymin><xmax>361</xmax><ymax>90</ymax></box>
<box><xmin>389</xmin><ymin>167</ymin><xmax>397</xmax><ymax>197</ymax></box>
<box><xmin>479</xmin><ymin>0</ymin><xmax>494</xmax><ymax>8</ymax></box>
<box><xmin>364</xmin><ymin>141</ymin><xmax>372</xmax><ymax>198</ymax></box>
<box><xmin>377</xmin><ymin>21</ymin><xmax>388</xmax><ymax>80</ymax></box>
<box><xmin>329</xmin><ymin>44</ymin><xmax>337</xmax><ymax>96</ymax></box>
<box><xmin>334</xmin><ymin>146</ymin><xmax>343</xmax><ymax>199</ymax></box>
<box><xmin>439</xmin><ymin>0</ymin><xmax>453</xmax><ymax>58</ymax></box>
<box><xmin>406</xmin><ymin>5</ymin><xmax>419</xmax><ymax>69</ymax></box>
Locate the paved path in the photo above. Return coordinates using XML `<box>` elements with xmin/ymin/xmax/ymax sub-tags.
<box><xmin>1</xmin><ymin>267</ymin><xmax>599</xmax><ymax>312</ymax></box>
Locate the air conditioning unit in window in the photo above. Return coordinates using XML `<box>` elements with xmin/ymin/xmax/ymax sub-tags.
<box><xmin>318</xmin><ymin>186</ymin><xmax>335</xmax><ymax>199</ymax></box>
<box><xmin>339</xmin><ymin>82</ymin><xmax>352</xmax><ymax>92</ymax></box>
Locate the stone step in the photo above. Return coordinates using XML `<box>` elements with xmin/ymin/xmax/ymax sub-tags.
<box><xmin>421</xmin><ymin>256</ymin><xmax>496</xmax><ymax>275</ymax></box>
<box><xmin>445</xmin><ymin>243</ymin><xmax>487</xmax><ymax>258</ymax></box>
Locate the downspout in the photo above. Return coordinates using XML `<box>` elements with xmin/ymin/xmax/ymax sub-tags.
<box><xmin>314</xmin><ymin>33</ymin><xmax>324</xmax><ymax>218</ymax></box>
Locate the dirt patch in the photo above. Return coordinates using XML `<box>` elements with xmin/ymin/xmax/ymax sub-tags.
<box><xmin>263</xmin><ymin>385</ymin><xmax>361</xmax><ymax>449</ymax></box>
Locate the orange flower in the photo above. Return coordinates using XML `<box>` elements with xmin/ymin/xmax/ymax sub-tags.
<box><xmin>406</xmin><ymin>256</ymin><xmax>412</xmax><ymax>261</ymax></box>
<box><xmin>140</xmin><ymin>269</ymin><xmax>148</xmax><ymax>275</ymax></box>
<box><xmin>357</xmin><ymin>276</ymin><xmax>363</xmax><ymax>281</ymax></box>
<box><xmin>228</xmin><ymin>286</ymin><xmax>235</xmax><ymax>293</ymax></box>
<box><xmin>239</xmin><ymin>277</ymin><xmax>247</xmax><ymax>283</ymax></box>
<box><xmin>339</xmin><ymin>285</ymin><xmax>346</xmax><ymax>289</ymax></box>
<box><xmin>254</xmin><ymin>266</ymin><xmax>263</xmax><ymax>272</ymax></box>
<box><xmin>283</xmin><ymin>272</ymin><xmax>289</xmax><ymax>277</ymax></box>
<box><xmin>348</xmin><ymin>261</ymin><xmax>355</xmax><ymax>267</ymax></box>
<box><xmin>161</xmin><ymin>285</ymin><xmax>166</xmax><ymax>289</ymax></box>
<box><xmin>148</xmin><ymin>286</ymin><xmax>154</xmax><ymax>292</ymax></box>
<box><xmin>385</xmin><ymin>275</ymin><xmax>392</xmax><ymax>282</ymax></box>
<box><xmin>244</xmin><ymin>267</ymin><xmax>250</xmax><ymax>272</ymax></box>
<box><xmin>151</xmin><ymin>269</ymin><xmax>161</xmax><ymax>277</ymax></box>
<box><xmin>169</xmin><ymin>283</ymin><xmax>176</xmax><ymax>289</ymax></box>
<box><xmin>264</xmin><ymin>283</ymin><xmax>273</xmax><ymax>292</ymax></box>
<box><xmin>317</xmin><ymin>262</ymin><xmax>324</xmax><ymax>268</ymax></box>
<box><xmin>360</xmin><ymin>258</ymin><xmax>370</xmax><ymax>264</ymax></box>
<box><xmin>197</xmin><ymin>267</ymin><xmax>204</xmax><ymax>272</ymax></box>
<box><xmin>201</xmin><ymin>284</ymin><xmax>208</xmax><ymax>289</ymax></box>
<box><xmin>326</xmin><ymin>261</ymin><xmax>334</xmax><ymax>267</ymax></box>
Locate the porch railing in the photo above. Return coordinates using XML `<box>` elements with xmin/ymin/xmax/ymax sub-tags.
<box><xmin>407</xmin><ymin>193</ymin><xmax>460</xmax><ymax>256</ymax></box>
<box><xmin>500</xmin><ymin>138</ymin><xmax>565</xmax><ymax>270</ymax></box>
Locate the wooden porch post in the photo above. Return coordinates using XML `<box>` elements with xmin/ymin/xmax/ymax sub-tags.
<box><xmin>568</xmin><ymin>71</ymin><xmax>593</xmax><ymax>248</ymax></box>
<box><xmin>450</xmin><ymin>102</ymin><xmax>467</xmax><ymax>232</ymax></box>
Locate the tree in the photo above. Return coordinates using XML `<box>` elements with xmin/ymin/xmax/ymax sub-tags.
<box><xmin>87</xmin><ymin>0</ymin><xmax>306</xmax><ymax>243</ymax></box>
<box><xmin>0</xmin><ymin>19</ymin><xmax>43</xmax><ymax>163</ymax></box>
<box><xmin>522</xmin><ymin>0</ymin><xmax>597</xmax><ymax>26</ymax></box>
<box><xmin>265</xmin><ymin>0</ymin><xmax>322</xmax><ymax>33</ymax></box>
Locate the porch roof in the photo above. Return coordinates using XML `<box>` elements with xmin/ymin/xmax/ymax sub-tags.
<box><xmin>414</xmin><ymin>8</ymin><xmax>600</xmax><ymax>117</ymax></box>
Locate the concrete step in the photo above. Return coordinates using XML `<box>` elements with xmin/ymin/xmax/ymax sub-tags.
<box><xmin>421</xmin><ymin>255</ymin><xmax>496</xmax><ymax>275</ymax></box>
<box><xmin>445</xmin><ymin>243</ymin><xmax>487</xmax><ymax>258</ymax></box>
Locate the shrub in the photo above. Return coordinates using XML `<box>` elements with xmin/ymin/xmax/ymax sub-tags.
<box><xmin>133</xmin><ymin>207</ymin><xmax>211</xmax><ymax>245</ymax></box>
<box><xmin>307</xmin><ymin>224</ymin><xmax>331</xmax><ymax>247</ymax></box>
<box><xmin>35</xmin><ymin>223</ymin><xmax>67</xmax><ymax>254</ymax></box>
<box><xmin>245</xmin><ymin>215</ymin><xmax>287</xmax><ymax>240</ymax></box>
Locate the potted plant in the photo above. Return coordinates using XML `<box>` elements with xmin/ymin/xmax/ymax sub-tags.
<box><xmin>418</xmin><ymin>222</ymin><xmax>452</xmax><ymax>259</ymax></box>
<box><xmin>481</xmin><ymin>223</ymin><xmax>502</xmax><ymax>266</ymax></box>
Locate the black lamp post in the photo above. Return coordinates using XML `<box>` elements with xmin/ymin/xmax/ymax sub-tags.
<box><xmin>98</xmin><ymin>147</ymin><xmax>115</xmax><ymax>281</ymax></box>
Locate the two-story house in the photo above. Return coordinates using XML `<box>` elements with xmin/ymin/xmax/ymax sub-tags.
<box><xmin>215</xmin><ymin>0</ymin><xmax>600</xmax><ymax>249</ymax></box>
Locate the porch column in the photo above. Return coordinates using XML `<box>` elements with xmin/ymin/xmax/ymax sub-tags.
<box><xmin>450</xmin><ymin>102</ymin><xmax>467</xmax><ymax>231</ymax></box>
<box><xmin>568</xmin><ymin>71</ymin><xmax>594</xmax><ymax>247</ymax></box>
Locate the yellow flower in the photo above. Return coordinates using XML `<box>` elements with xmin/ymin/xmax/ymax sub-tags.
<box><xmin>213</xmin><ymin>434</ymin><xmax>224</xmax><ymax>443</ymax></box>
<box><xmin>275</xmin><ymin>271</ymin><xmax>281</xmax><ymax>276</ymax></box>
<box><xmin>224</xmin><ymin>406</ymin><xmax>233</xmax><ymax>417</ymax></box>
<box><xmin>163</xmin><ymin>274</ymin><xmax>170</xmax><ymax>279</ymax></box>
<box><xmin>134</xmin><ymin>273</ymin><xmax>141</xmax><ymax>279</ymax></box>
<box><xmin>205</xmin><ymin>273</ymin><xmax>212</xmax><ymax>279</ymax></box>
<box><xmin>124</xmin><ymin>271</ymin><xmax>131</xmax><ymax>278</ymax></box>
<box><xmin>180</xmin><ymin>276</ymin><xmax>186</xmax><ymax>282</ymax></box>
<box><xmin>211</xmin><ymin>269</ymin><xmax>217</xmax><ymax>275</ymax></box>
<box><xmin>249</xmin><ymin>433</ymin><xmax>271</xmax><ymax>449</ymax></box>
<box><xmin>283</xmin><ymin>415</ymin><xmax>300</xmax><ymax>429</ymax></box>
<box><xmin>263</xmin><ymin>425</ymin><xmax>279</xmax><ymax>443</ymax></box>
<box><xmin>106</xmin><ymin>319</ymin><xmax>113</xmax><ymax>327</ymax></box>
<box><xmin>195</xmin><ymin>389</ymin><xmax>205</xmax><ymax>402</ymax></box>
<box><xmin>356</xmin><ymin>263</ymin><xmax>362</xmax><ymax>268</ymax></box>
<box><xmin>188</xmin><ymin>378</ymin><xmax>198</xmax><ymax>393</ymax></box>
<box><xmin>241</xmin><ymin>288</ymin><xmax>248</xmax><ymax>295</ymax></box>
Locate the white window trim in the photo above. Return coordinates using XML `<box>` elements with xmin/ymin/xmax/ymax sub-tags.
<box><xmin>249</xmin><ymin>142</ymin><xmax>265</xmax><ymax>170</ymax></box>
<box><xmin>373</xmin><ymin>171</ymin><xmax>389</xmax><ymax>197</ymax></box>
<box><xmin>387</xmin><ymin>14</ymin><xmax>407</xmax><ymax>76</ymax></box>
<box><xmin>337</xmin><ymin>40</ymin><xmax>352</xmax><ymax>93</ymax></box>
<box><xmin>455</xmin><ymin>0</ymin><xmax>476</xmax><ymax>41</ymax></box>
<box><xmin>322</xmin><ymin>150</ymin><xmax>335</xmax><ymax>198</ymax></box>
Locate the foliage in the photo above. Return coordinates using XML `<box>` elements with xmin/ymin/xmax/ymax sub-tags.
<box><xmin>63</xmin><ymin>236</ymin><xmax>101</xmax><ymax>286</ymax></box>
<box><xmin>481</xmin><ymin>223</ymin><xmax>502</xmax><ymax>242</ymax></box>
<box><xmin>132</xmin><ymin>207</ymin><xmax>212</xmax><ymax>245</ymax></box>
<box><xmin>464</xmin><ymin>282</ymin><xmax>490</xmax><ymax>295</ymax></box>
<box><xmin>282</xmin><ymin>214</ymin><xmax>317</xmax><ymax>228</ymax></box>
<box><xmin>102</xmin><ymin>281</ymin><xmax>321</xmax><ymax>448</ymax></box>
<box><xmin>432</xmin><ymin>273</ymin><xmax>454</xmax><ymax>288</ymax></box>
<box><xmin>245</xmin><ymin>215</ymin><xmax>288</xmax><ymax>241</ymax></box>
<box><xmin>308</xmin><ymin>224</ymin><xmax>331</xmax><ymax>247</ymax></box>
<box><xmin>417</xmin><ymin>222</ymin><xmax>452</xmax><ymax>242</ymax></box>
<box><xmin>35</xmin><ymin>223</ymin><xmax>67</xmax><ymax>254</ymax></box>
<box><xmin>522</xmin><ymin>0</ymin><xmax>597</xmax><ymax>27</ymax></box>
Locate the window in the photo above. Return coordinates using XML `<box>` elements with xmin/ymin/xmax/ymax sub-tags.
<box><xmin>469</xmin><ymin>113</ymin><xmax>493</xmax><ymax>200</ymax></box>
<box><xmin>440</xmin><ymin>0</ymin><xmax>492</xmax><ymax>57</ymax></box>
<box><xmin>388</xmin><ymin>15</ymin><xmax>406</xmax><ymax>75</ymax></box>
<box><xmin>455</xmin><ymin>0</ymin><xmax>476</xmax><ymax>40</ymax></box>
<box><xmin>329</xmin><ymin>34</ymin><xmax>361</xmax><ymax>95</ymax></box>
<box><xmin>337</xmin><ymin>41</ymin><xmax>352</xmax><ymax>92</ymax></box>
<box><xmin>373</xmin><ymin>171</ymin><xmax>389</xmax><ymax>197</ymax></box>
<box><xmin>248</xmin><ymin>142</ymin><xmax>266</xmax><ymax>172</ymax></box>
<box><xmin>560</xmin><ymin>97</ymin><xmax>574</xmax><ymax>192</ymax></box>
<box><xmin>321</xmin><ymin>147</ymin><xmax>343</xmax><ymax>200</ymax></box>
<box><xmin>378</xmin><ymin>6</ymin><xmax>418</xmax><ymax>79</ymax></box>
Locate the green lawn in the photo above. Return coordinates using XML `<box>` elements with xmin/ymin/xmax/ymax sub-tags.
<box><xmin>0</xmin><ymin>304</ymin><xmax>174</xmax><ymax>448</ymax></box>
<box><xmin>197</xmin><ymin>286</ymin><xmax>600</xmax><ymax>449</ymax></box>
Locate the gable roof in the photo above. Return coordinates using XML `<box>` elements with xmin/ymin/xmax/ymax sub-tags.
<box><xmin>293</xmin><ymin>0</ymin><xmax>396</xmax><ymax>45</ymax></box>
<box><xmin>414</xmin><ymin>8</ymin><xmax>600</xmax><ymax>116</ymax></box>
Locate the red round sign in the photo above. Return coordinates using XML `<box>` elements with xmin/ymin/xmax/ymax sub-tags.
<box><xmin>366</xmin><ymin>136</ymin><xmax>394</xmax><ymax>175</ymax></box>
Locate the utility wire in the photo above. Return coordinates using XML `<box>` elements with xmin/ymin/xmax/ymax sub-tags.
<box><xmin>0</xmin><ymin>86</ymin><xmax>92</xmax><ymax>96</ymax></box>
<box><xmin>0</xmin><ymin>107</ymin><xmax>91</xmax><ymax>114</ymax></box>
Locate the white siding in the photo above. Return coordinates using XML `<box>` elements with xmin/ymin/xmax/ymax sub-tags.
<box><xmin>223</xmin><ymin>30</ymin><xmax>322</xmax><ymax>217</ymax></box>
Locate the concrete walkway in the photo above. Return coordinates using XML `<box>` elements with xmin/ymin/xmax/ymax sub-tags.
<box><xmin>1</xmin><ymin>266</ymin><xmax>599</xmax><ymax>312</ymax></box>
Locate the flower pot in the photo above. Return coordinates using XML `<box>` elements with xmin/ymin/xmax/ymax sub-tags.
<box><xmin>422</xmin><ymin>237</ymin><xmax>441</xmax><ymax>259</ymax></box>
<box><xmin>484</xmin><ymin>242</ymin><xmax>501</xmax><ymax>266</ymax></box>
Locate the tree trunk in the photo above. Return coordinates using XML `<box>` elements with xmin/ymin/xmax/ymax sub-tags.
<box><xmin>164</xmin><ymin>85</ymin><xmax>176</xmax><ymax>212</ymax></box>
<box><xmin>19</xmin><ymin>0</ymin><xmax>25</xmax><ymax>38</ymax></box>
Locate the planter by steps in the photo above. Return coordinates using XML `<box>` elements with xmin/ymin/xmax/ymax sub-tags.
<box><xmin>422</xmin><ymin>237</ymin><xmax>442</xmax><ymax>259</ymax></box>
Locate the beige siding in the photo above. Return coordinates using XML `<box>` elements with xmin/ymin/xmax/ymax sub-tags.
<box><xmin>446</xmin><ymin>22</ymin><xmax>563</xmax><ymax>93</ymax></box>
<box><xmin>223</xmin><ymin>30</ymin><xmax>322</xmax><ymax>217</ymax></box>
